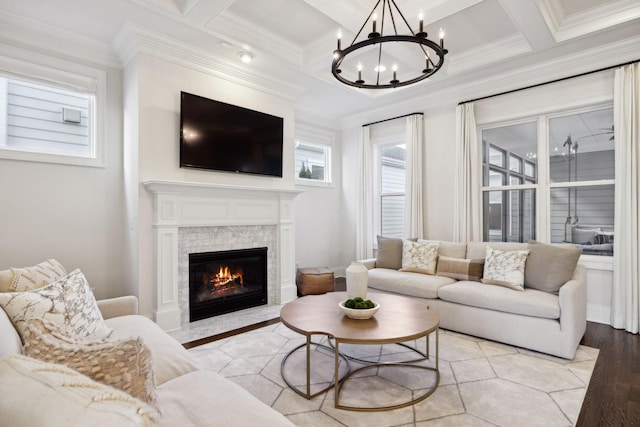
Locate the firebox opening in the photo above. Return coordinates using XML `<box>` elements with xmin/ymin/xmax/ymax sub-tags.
<box><xmin>189</xmin><ymin>247</ymin><xmax>267</xmax><ymax>322</ymax></box>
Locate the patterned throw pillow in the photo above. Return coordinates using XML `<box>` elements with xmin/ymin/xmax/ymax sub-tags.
<box><xmin>0</xmin><ymin>354</ymin><xmax>159</xmax><ymax>426</ymax></box>
<box><xmin>0</xmin><ymin>259</ymin><xmax>67</xmax><ymax>292</ymax></box>
<box><xmin>0</xmin><ymin>269</ymin><xmax>112</xmax><ymax>340</ymax></box>
<box><xmin>400</xmin><ymin>241</ymin><xmax>440</xmax><ymax>275</ymax></box>
<box><xmin>481</xmin><ymin>247</ymin><xmax>530</xmax><ymax>291</ymax></box>
<box><xmin>22</xmin><ymin>319</ymin><xmax>156</xmax><ymax>405</ymax></box>
<box><xmin>436</xmin><ymin>256</ymin><xmax>484</xmax><ymax>281</ymax></box>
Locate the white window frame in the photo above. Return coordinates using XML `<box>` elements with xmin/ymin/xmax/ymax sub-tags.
<box><xmin>294</xmin><ymin>123</ymin><xmax>334</xmax><ymax>187</ymax></box>
<box><xmin>0</xmin><ymin>53</ymin><xmax>106</xmax><ymax>168</ymax></box>
<box><xmin>479</xmin><ymin>103</ymin><xmax>615</xmax><ymax>260</ymax></box>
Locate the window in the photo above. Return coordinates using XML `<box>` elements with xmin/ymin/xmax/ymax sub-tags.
<box><xmin>295</xmin><ymin>124</ymin><xmax>333</xmax><ymax>185</ymax></box>
<box><xmin>480</xmin><ymin>105</ymin><xmax>614</xmax><ymax>255</ymax></box>
<box><xmin>0</xmin><ymin>55</ymin><xmax>105</xmax><ymax>167</ymax></box>
<box><xmin>379</xmin><ymin>143</ymin><xmax>406</xmax><ymax>238</ymax></box>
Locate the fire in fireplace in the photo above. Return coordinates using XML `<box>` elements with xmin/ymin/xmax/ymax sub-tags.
<box><xmin>189</xmin><ymin>247</ymin><xmax>267</xmax><ymax>322</ymax></box>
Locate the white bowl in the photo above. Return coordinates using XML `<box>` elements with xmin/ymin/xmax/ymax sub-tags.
<box><xmin>339</xmin><ymin>300</ymin><xmax>380</xmax><ymax>320</ymax></box>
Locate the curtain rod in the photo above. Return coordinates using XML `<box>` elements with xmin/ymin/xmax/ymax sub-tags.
<box><xmin>458</xmin><ymin>59</ymin><xmax>639</xmax><ymax>106</ymax></box>
<box><xmin>363</xmin><ymin>112</ymin><xmax>423</xmax><ymax>127</ymax></box>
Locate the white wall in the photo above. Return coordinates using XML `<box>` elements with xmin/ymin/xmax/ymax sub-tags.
<box><xmin>127</xmin><ymin>53</ymin><xmax>297</xmax><ymax>317</ymax></box>
<box><xmin>293</xmin><ymin>123</ymin><xmax>347</xmax><ymax>274</ymax></box>
<box><xmin>0</xmin><ymin>47</ymin><xmax>128</xmax><ymax>300</ymax></box>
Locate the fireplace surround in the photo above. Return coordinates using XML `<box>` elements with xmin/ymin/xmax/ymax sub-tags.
<box><xmin>144</xmin><ymin>180</ymin><xmax>301</xmax><ymax>331</ymax></box>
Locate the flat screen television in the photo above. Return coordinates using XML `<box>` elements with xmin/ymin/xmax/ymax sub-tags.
<box><xmin>180</xmin><ymin>91</ymin><xmax>283</xmax><ymax>177</ymax></box>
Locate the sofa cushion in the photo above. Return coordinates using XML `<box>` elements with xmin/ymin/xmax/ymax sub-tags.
<box><xmin>437</xmin><ymin>281</ymin><xmax>560</xmax><ymax>319</ymax></box>
<box><xmin>22</xmin><ymin>319</ymin><xmax>156</xmax><ymax>405</ymax></box>
<box><xmin>0</xmin><ymin>307</ymin><xmax>22</xmax><ymax>357</ymax></box>
<box><xmin>106</xmin><ymin>314</ymin><xmax>201</xmax><ymax>386</ymax></box>
<box><xmin>368</xmin><ymin>268</ymin><xmax>455</xmax><ymax>299</ymax></box>
<box><xmin>0</xmin><ymin>354</ymin><xmax>159</xmax><ymax>427</ymax></box>
<box><xmin>525</xmin><ymin>240</ymin><xmax>582</xmax><ymax>294</ymax></box>
<box><xmin>419</xmin><ymin>240</ymin><xmax>467</xmax><ymax>259</ymax></box>
<box><xmin>400</xmin><ymin>240</ymin><xmax>439</xmax><ymax>274</ymax></box>
<box><xmin>156</xmin><ymin>370</ymin><xmax>294</xmax><ymax>427</ymax></box>
<box><xmin>436</xmin><ymin>256</ymin><xmax>484</xmax><ymax>281</ymax></box>
<box><xmin>466</xmin><ymin>241</ymin><xmax>529</xmax><ymax>260</ymax></box>
<box><xmin>481</xmin><ymin>247</ymin><xmax>530</xmax><ymax>291</ymax></box>
<box><xmin>0</xmin><ymin>269</ymin><xmax>112</xmax><ymax>340</ymax></box>
<box><xmin>0</xmin><ymin>259</ymin><xmax>67</xmax><ymax>292</ymax></box>
<box><xmin>376</xmin><ymin>235</ymin><xmax>403</xmax><ymax>269</ymax></box>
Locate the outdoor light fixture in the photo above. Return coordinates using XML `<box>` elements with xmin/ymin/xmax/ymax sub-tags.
<box><xmin>331</xmin><ymin>0</ymin><xmax>448</xmax><ymax>89</ymax></box>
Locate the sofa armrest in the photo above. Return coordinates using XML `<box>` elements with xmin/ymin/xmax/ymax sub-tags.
<box><xmin>558</xmin><ymin>264</ymin><xmax>587</xmax><ymax>337</ymax></box>
<box><xmin>358</xmin><ymin>258</ymin><xmax>377</xmax><ymax>270</ymax></box>
<box><xmin>97</xmin><ymin>296</ymin><xmax>139</xmax><ymax>319</ymax></box>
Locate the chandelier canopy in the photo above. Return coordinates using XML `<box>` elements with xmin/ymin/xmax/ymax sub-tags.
<box><xmin>331</xmin><ymin>0</ymin><xmax>448</xmax><ymax>89</ymax></box>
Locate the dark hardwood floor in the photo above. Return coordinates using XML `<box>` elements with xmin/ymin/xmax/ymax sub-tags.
<box><xmin>577</xmin><ymin>322</ymin><xmax>640</xmax><ymax>426</ymax></box>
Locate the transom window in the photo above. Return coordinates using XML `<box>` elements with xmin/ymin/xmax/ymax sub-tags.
<box><xmin>0</xmin><ymin>54</ymin><xmax>105</xmax><ymax>167</ymax></box>
<box><xmin>0</xmin><ymin>78</ymin><xmax>93</xmax><ymax>157</ymax></box>
<box><xmin>294</xmin><ymin>124</ymin><xmax>333</xmax><ymax>186</ymax></box>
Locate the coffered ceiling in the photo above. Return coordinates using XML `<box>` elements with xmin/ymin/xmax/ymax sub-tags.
<box><xmin>0</xmin><ymin>0</ymin><xmax>638</xmax><ymax>124</ymax></box>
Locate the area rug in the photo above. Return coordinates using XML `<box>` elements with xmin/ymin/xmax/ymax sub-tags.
<box><xmin>188</xmin><ymin>323</ymin><xmax>597</xmax><ymax>427</ymax></box>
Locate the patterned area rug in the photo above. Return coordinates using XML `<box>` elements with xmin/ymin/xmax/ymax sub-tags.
<box><xmin>188</xmin><ymin>323</ymin><xmax>597</xmax><ymax>426</ymax></box>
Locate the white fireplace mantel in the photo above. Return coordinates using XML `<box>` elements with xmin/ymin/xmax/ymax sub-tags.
<box><xmin>143</xmin><ymin>180</ymin><xmax>303</xmax><ymax>331</ymax></box>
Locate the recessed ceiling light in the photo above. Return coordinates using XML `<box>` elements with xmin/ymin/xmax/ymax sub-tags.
<box><xmin>374</xmin><ymin>65</ymin><xmax>386</xmax><ymax>72</ymax></box>
<box><xmin>238</xmin><ymin>51</ymin><xmax>254</xmax><ymax>64</ymax></box>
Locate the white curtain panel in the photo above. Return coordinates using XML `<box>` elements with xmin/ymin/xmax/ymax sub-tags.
<box><xmin>356</xmin><ymin>126</ymin><xmax>374</xmax><ymax>260</ymax></box>
<box><xmin>611</xmin><ymin>62</ymin><xmax>640</xmax><ymax>333</ymax></box>
<box><xmin>404</xmin><ymin>115</ymin><xmax>424</xmax><ymax>239</ymax></box>
<box><xmin>453</xmin><ymin>103</ymin><xmax>482</xmax><ymax>242</ymax></box>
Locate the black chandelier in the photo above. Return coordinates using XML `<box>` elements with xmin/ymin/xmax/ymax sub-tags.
<box><xmin>331</xmin><ymin>0</ymin><xmax>448</xmax><ymax>89</ymax></box>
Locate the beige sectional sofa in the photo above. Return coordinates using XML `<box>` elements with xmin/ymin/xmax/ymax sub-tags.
<box><xmin>361</xmin><ymin>239</ymin><xmax>586</xmax><ymax>359</ymax></box>
<box><xmin>0</xmin><ymin>263</ymin><xmax>294</xmax><ymax>426</ymax></box>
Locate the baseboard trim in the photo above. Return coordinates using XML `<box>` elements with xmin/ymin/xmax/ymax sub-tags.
<box><xmin>587</xmin><ymin>303</ymin><xmax>611</xmax><ymax>325</ymax></box>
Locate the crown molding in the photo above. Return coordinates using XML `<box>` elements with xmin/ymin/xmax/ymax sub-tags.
<box><xmin>112</xmin><ymin>24</ymin><xmax>306</xmax><ymax>101</ymax></box>
<box><xmin>0</xmin><ymin>11</ymin><xmax>120</xmax><ymax>69</ymax></box>
<box><xmin>447</xmin><ymin>33</ymin><xmax>532</xmax><ymax>76</ymax></box>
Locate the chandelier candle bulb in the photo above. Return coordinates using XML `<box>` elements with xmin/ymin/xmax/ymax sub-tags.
<box><xmin>336</xmin><ymin>29</ymin><xmax>342</xmax><ymax>50</ymax></box>
<box><xmin>372</xmin><ymin>13</ymin><xmax>377</xmax><ymax>33</ymax></box>
<box><xmin>418</xmin><ymin>10</ymin><xmax>424</xmax><ymax>33</ymax></box>
<box><xmin>391</xmin><ymin>64</ymin><xmax>399</xmax><ymax>84</ymax></box>
<box><xmin>439</xmin><ymin>28</ymin><xmax>445</xmax><ymax>48</ymax></box>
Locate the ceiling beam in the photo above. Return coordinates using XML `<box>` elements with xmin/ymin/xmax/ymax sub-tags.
<box><xmin>498</xmin><ymin>0</ymin><xmax>555</xmax><ymax>50</ymax></box>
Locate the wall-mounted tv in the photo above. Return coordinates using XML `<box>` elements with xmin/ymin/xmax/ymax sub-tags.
<box><xmin>180</xmin><ymin>91</ymin><xmax>283</xmax><ymax>177</ymax></box>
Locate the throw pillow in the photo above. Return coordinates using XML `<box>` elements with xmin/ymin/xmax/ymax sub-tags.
<box><xmin>376</xmin><ymin>235</ymin><xmax>403</xmax><ymax>269</ymax></box>
<box><xmin>418</xmin><ymin>240</ymin><xmax>467</xmax><ymax>259</ymax></box>
<box><xmin>400</xmin><ymin>241</ymin><xmax>439</xmax><ymax>275</ymax></box>
<box><xmin>0</xmin><ymin>354</ymin><xmax>159</xmax><ymax>427</ymax></box>
<box><xmin>524</xmin><ymin>240</ymin><xmax>582</xmax><ymax>293</ymax></box>
<box><xmin>436</xmin><ymin>256</ymin><xmax>484</xmax><ymax>281</ymax></box>
<box><xmin>0</xmin><ymin>259</ymin><xmax>67</xmax><ymax>292</ymax></box>
<box><xmin>0</xmin><ymin>269</ymin><xmax>112</xmax><ymax>340</ymax></box>
<box><xmin>481</xmin><ymin>247</ymin><xmax>530</xmax><ymax>291</ymax></box>
<box><xmin>22</xmin><ymin>319</ymin><xmax>156</xmax><ymax>405</ymax></box>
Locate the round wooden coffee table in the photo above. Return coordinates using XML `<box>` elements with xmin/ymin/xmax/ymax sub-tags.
<box><xmin>280</xmin><ymin>291</ymin><xmax>440</xmax><ymax>411</ymax></box>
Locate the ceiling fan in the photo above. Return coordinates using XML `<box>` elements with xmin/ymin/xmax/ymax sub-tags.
<box><xmin>595</xmin><ymin>125</ymin><xmax>615</xmax><ymax>140</ymax></box>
